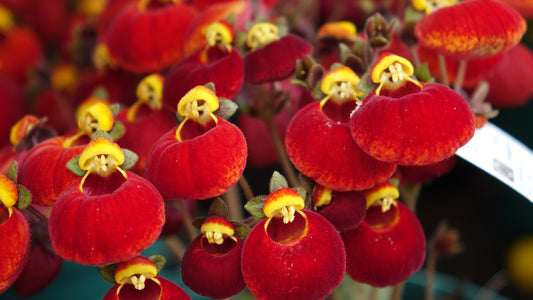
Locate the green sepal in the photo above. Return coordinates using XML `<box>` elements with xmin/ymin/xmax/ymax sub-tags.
<box><xmin>203</xmin><ymin>82</ymin><xmax>216</xmax><ymax>93</ymax></box>
<box><xmin>216</xmin><ymin>98</ymin><xmax>239</xmax><ymax>120</ymax></box>
<box><xmin>294</xmin><ymin>186</ymin><xmax>307</xmax><ymax>202</ymax></box>
<box><xmin>121</xmin><ymin>148</ymin><xmax>138</xmax><ymax>170</ymax></box>
<box><xmin>108</xmin><ymin>120</ymin><xmax>125</xmax><ymax>141</ymax></box>
<box><xmin>208</xmin><ymin>198</ymin><xmax>229</xmax><ymax>219</ymax></box>
<box><xmin>15</xmin><ymin>185</ymin><xmax>31</xmax><ymax>210</ymax></box>
<box><xmin>66</xmin><ymin>155</ymin><xmax>85</xmax><ymax>177</ymax></box>
<box><xmin>290</xmin><ymin>77</ymin><xmax>309</xmax><ymax>89</ymax></box>
<box><xmin>92</xmin><ymin>130</ymin><xmax>113</xmax><ymax>141</ymax></box>
<box><xmin>147</xmin><ymin>254</ymin><xmax>166</xmax><ymax>273</ymax></box>
<box><xmin>389</xmin><ymin>177</ymin><xmax>400</xmax><ymax>187</ymax></box>
<box><xmin>99</xmin><ymin>263</ymin><xmax>119</xmax><ymax>284</ymax></box>
<box><xmin>231</xmin><ymin>221</ymin><xmax>250</xmax><ymax>240</ymax></box>
<box><xmin>269</xmin><ymin>171</ymin><xmax>289</xmax><ymax>193</ymax></box>
<box><xmin>244</xmin><ymin>195</ymin><xmax>267</xmax><ymax>220</ymax></box>
<box><xmin>225</xmin><ymin>12</ymin><xmax>236</xmax><ymax>26</ymax></box>
<box><xmin>91</xmin><ymin>87</ymin><xmax>109</xmax><ymax>100</ymax></box>
<box><xmin>108</xmin><ymin>103</ymin><xmax>122</xmax><ymax>117</ymax></box>
<box><xmin>414</xmin><ymin>63</ymin><xmax>433</xmax><ymax>83</ymax></box>
<box><xmin>7</xmin><ymin>161</ymin><xmax>17</xmax><ymax>183</ymax></box>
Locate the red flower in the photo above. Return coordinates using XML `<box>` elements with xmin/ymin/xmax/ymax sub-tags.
<box><xmin>312</xmin><ymin>184</ymin><xmax>367</xmax><ymax>231</ymax></box>
<box><xmin>341</xmin><ymin>182</ymin><xmax>426</xmax><ymax>287</ymax></box>
<box><xmin>241</xmin><ymin>188</ymin><xmax>345</xmax><ymax>300</ymax></box>
<box><xmin>350</xmin><ymin>54</ymin><xmax>475</xmax><ymax>166</ymax></box>
<box><xmin>0</xmin><ymin>174</ymin><xmax>30</xmax><ymax>294</ymax></box>
<box><xmin>49</xmin><ymin>138</ymin><xmax>165</xmax><ymax>265</ymax></box>
<box><xmin>146</xmin><ymin>86</ymin><xmax>247</xmax><ymax>200</ymax></box>
<box><xmin>286</xmin><ymin>66</ymin><xmax>396</xmax><ymax>191</ymax></box>
<box><xmin>181</xmin><ymin>216</ymin><xmax>245</xmax><ymax>298</ymax></box>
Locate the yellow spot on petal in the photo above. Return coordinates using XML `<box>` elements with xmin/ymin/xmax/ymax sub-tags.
<box><xmin>317</xmin><ymin>21</ymin><xmax>357</xmax><ymax>39</ymax></box>
<box><xmin>320</xmin><ymin>66</ymin><xmax>363</xmax><ymax>107</ymax></box>
<box><xmin>371</xmin><ymin>54</ymin><xmax>422</xmax><ymax>95</ymax></box>
<box><xmin>201</xmin><ymin>216</ymin><xmax>237</xmax><ymax>244</ymax></box>
<box><xmin>175</xmin><ymin>86</ymin><xmax>219</xmax><ymax>141</ymax></box>
<box><xmin>412</xmin><ymin>0</ymin><xmax>458</xmax><ymax>14</ymax></box>
<box><xmin>78</xmin><ymin>138</ymin><xmax>127</xmax><ymax>191</ymax></box>
<box><xmin>76</xmin><ymin>101</ymin><xmax>114</xmax><ymax>135</ymax></box>
<box><xmin>365</xmin><ymin>181</ymin><xmax>399</xmax><ymax>212</ymax></box>
<box><xmin>0</xmin><ymin>5</ymin><xmax>14</xmax><ymax>32</ymax></box>
<box><xmin>263</xmin><ymin>188</ymin><xmax>305</xmax><ymax>223</ymax></box>
<box><xmin>127</xmin><ymin>73</ymin><xmax>164</xmax><ymax>122</ymax></box>
<box><xmin>9</xmin><ymin>115</ymin><xmax>40</xmax><ymax>146</ymax></box>
<box><xmin>205</xmin><ymin>21</ymin><xmax>234</xmax><ymax>51</ymax></box>
<box><xmin>0</xmin><ymin>174</ymin><xmax>17</xmax><ymax>217</ymax></box>
<box><xmin>115</xmin><ymin>256</ymin><xmax>158</xmax><ymax>292</ymax></box>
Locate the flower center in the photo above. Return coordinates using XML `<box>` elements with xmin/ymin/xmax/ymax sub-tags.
<box><xmin>0</xmin><ymin>174</ymin><xmax>17</xmax><ymax>220</ymax></box>
<box><xmin>371</xmin><ymin>53</ymin><xmax>423</xmax><ymax>95</ymax></box>
<box><xmin>201</xmin><ymin>216</ymin><xmax>238</xmax><ymax>245</ymax></box>
<box><xmin>175</xmin><ymin>86</ymin><xmax>219</xmax><ymax>142</ymax></box>
<box><xmin>412</xmin><ymin>0</ymin><xmax>458</xmax><ymax>14</ymax></box>
<box><xmin>127</xmin><ymin>73</ymin><xmax>164</xmax><ymax>121</ymax></box>
<box><xmin>205</xmin><ymin>21</ymin><xmax>233</xmax><ymax>51</ymax></box>
<box><xmin>365</xmin><ymin>181</ymin><xmax>399</xmax><ymax>213</ymax></box>
<box><xmin>78</xmin><ymin>138</ymin><xmax>127</xmax><ymax>192</ymax></box>
<box><xmin>320</xmin><ymin>66</ymin><xmax>363</xmax><ymax>108</ymax></box>
<box><xmin>115</xmin><ymin>256</ymin><xmax>160</xmax><ymax>295</ymax></box>
<box><xmin>263</xmin><ymin>188</ymin><xmax>305</xmax><ymax>225</ymax></box>
<box><xmin>247</xmin><ymin>22</ymin><xmax>280</xmax><ymax>50</ymax></box>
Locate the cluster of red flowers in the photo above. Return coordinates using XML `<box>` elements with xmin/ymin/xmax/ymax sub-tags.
<box><xmin>0</xmin><ymin>0</ymin><xmax>531</xmax><ymax>299</ymax></box>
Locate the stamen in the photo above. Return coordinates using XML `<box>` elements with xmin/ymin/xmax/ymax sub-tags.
<box><xmin>205</xmin><ymin>231</ymin><xmax>225</xmax><ymax>245</ymax></box>
<box><xmin>130</xmin><ymin>274</ymin><xmax>146</xmax><ymax>290</ymax></box>
<box><xmin>247</xmin><ymin>23</ymin><xmax>280</xmax><ymax>50</ymax></box>
<box><xmin>280</xmin><ymin>205</ymin><xmax>296</xmax><ymax>224</ymax></box>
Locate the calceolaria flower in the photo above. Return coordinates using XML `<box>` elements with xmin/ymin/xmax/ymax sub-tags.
<box><xmin>341</xmin><ymin>181</ymin><xmax>426</xmax><ymax>287</ymax></box>
<box><xmin>181</xmin><ymin>216</ymin><xmax>245</xmax><ymax>299</ymax></box>
<box><xmin>0</xmin><ymin>174</ymin><xmax>30</xmax><ymax>294</ymax></box>
<box><xmin>350</xmin><ymin>53</ymin><xmax>476</xmax><ymax>166</ymax></box>
<box><xmin>103</xmin><ymin>256</ymin><xmax>191</xmax><ymax>300</ymax></box>
<box><xmin>145</xmin><ymin>85</ymin><xmax>247</xmax><ymax>200</ymax></box>
<box><xmin>241</xmin><ymin>188</ymin><xmax>346</xmax><ymax>300</ymax></box>
<box><xmin>48</xmin><ymin>138</ymin><xmax>165</xmax><ymax>265</ymax></box>
<box><xmin>285</xmin><ymin>66</ymin><xmax>396</xmax><ymax>191</ymax></box>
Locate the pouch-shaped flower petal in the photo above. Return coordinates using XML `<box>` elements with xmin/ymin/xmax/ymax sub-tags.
<box><xmin>244</xmin><ymin>22</ymin><xmax>312</xmax><ymax>84</ymax></box>
<box><xmin>181</xmin><ymin>216</ymin><xmax>245</xmax><ymax>298</ymax></box>
<box><xmin>312</xmin><ymin>184</ymin><xmax>367</xmax><ymax>231</ymax></box>
<box><xmin>49</xmin><ymin>139</ymin><xmax>165</xmax><ymax>265</ymax></box>
<box><xmin>350</xmin><ymin>54</ymin><xmax>475</xmax><ymax>166</ymax></box>
<box><xmin>145</xmin><ymin>86</ymin><xmax>247</xmax><ymax>200</ymax></box>
<box><xmin>105</xmin><ymin>1</ymin><xmax>198</xmax><ymax>73</ymax></box>
<box><xmin>241</xmin><ymin>188</ymin><xmax>345</xmax><ymax>300</ymax></box>
<box><xmin>341</xmin><ymin>183</ymin><xmax>426</xmax><ymax>287</ymax></box>
<box><xmin>414</xmin><ymin>0</ymin><xmax>526</xmax><ymax>59</ymax></box>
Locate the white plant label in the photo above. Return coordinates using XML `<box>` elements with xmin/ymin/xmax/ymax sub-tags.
<box><xmin>455</xmin><ymin>122</ymin><xmax>533</xmax><ymax>203</ymax></box>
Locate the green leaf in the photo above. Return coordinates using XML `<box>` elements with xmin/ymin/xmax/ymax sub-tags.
<box><xmin>147</xmin><ymin>254</ymin><xmax>166</xmax><ymax>273</ymax></box>
<box><xmin>389</xmin><ymin>177</ymin><xmax>400</xmax><ymax>187</ymax></box>
<box><xmin>15</xmin><ymin>185</ymin><xmax>31</xmax><ymax>210</ymax></box>
<box><xmin>92</xmin><ymin>130</ymin><xmax>113</xmax><ymax>141</ymax></box>
<box><xmin>7</xmin><ymin>161</ymin><xmax>17</xmax><ymax>183</ymax></box>
<box><xmin>244</xmin><ymin>195</ymin><xmax>267</xmax><ymax>220</ymax></box>
<box><xmin>294</xmin><ymin>186</ymin><xmax>307</xmax><ymax>202</ymax></box>
<box><xmin>98</xmin><ymin>263</ymin><xmax>118</xmax><ymax>284</ymax></box>
<box><xmin>216</xmin><ymin>98</ymin><xmax>239</xmax><ymax>120</ymax></box>
<box><xmin>66</xmin><ymin>155</ymin><xmax>85</xmax><ymax>177</ymax></box>
<box><xmin>121</xmin><ymin>148</ymin><xmax>138</xmax><ymax>170</ymax></box>
<box><xmin>231</xmin><ymin>221</ymin><xmax>250</xmax><ymax>240</ymax></box>
<box><xmin>269</xmin><ymin>171</ymin><xmax>289</xmax><ymax>193</ymax></box>
<box><xmin>108</xmin><ymin>120</ymin><xmax>125</xmax><ymax>141</ymax></box>
<box><xmin>203</xmin><ymin>82</ymin><xmax>216</xmax><ymax>92</ymax></box>
<box><xmin>208</xmin><ymin>198</ymin><xmax>229</xmax><ymax>219</ymax></box>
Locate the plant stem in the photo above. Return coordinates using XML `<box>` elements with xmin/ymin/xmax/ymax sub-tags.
<box><xmin>399</xmin><ymin>183</ymin><xmax>422</xmax><ymax>213</ymax></box>
<box><xmin>223</xmin><ymin>184</ymin><xmax>243</xmax><ymax>222</ymax></box>
<box><xmin>26</xmin><ymin>205</ymin><xmax>49</xmax><ymax>225</ymax></box>
<box><xmin>391</xmin><ymin>282</ymin><xmax>405</xmax><ymax>300</ymax></box>
<box><xmin>163</xmin><ymin>236</ymin><xmax>187</xmax><ymax>263</ymax></box>
<box><xmin>424</xmin><ymin>248</ymin><xmax>437</xmax><ymax>300</ymax></box>
<box><xmin>454</xmin><ymin>59</ymin><xmax>467</xmax><ymax>92</ymax></box>
<box><xmin>173</xmin><ymin>199</ymin><xmax>198</xmax><ymax>241</ymax></box>
<box><xmin>264</xmin><ymin>117</ymin><xmax>300</xmax><ymax>187</ymax></box>
<box><xmin>239</xmin><ymin>176</ymin><xmax>254</xmax><ymax>201</ymax></box>
<box><xmin>437</xmin><ymin>54</ymin><xmax>449</xmax><ymax>87</ymax></box>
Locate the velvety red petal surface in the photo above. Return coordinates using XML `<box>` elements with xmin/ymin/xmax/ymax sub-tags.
<box><xmin>314</xmin><ymin>189</ymin><xmax>367</xmax><ymax>231</ymax></box>
<box><xmin>414</xmin><ymin>0</ymin><xmax>526</xmax><ymax>59</ymax></box>
<box><xmin>397</xmin><ymin>155</ymin><xmax>457</xmax><ymax>185</ymax></box>
<box><xmin>351</xmin><ymin>83</ymin><xmax>475</xmax><ymax>166</ymax></box>
<box><xmin>102</xmin><ymin>276</ymin><xmax>192</xmax><ymax>300</ymax></box>
<box><xmin>0</xmin><ymin>209</ymin><xmax>30</xmax><ymax>294</ymax></box>
<box><xmin>341</xmin><ymin>201</ymin><xmax>426</xmax><ymax>287</ymax></box>
<box><xmin>241</xmin><ymin>210</ymin><xmax>345</xmax><ymax>300</ymax></box>
<box><xmin>145</xmin><ymin>117</ymin><xmax>247</xmax><ymax>200</ymax></box>
<box><xmin>18</xmin><ymin>136</ymin><xmax>84</xmax><ymax>206</ymax></box>
<box><xmin>244</xmin><ymin>34</ymin><xmax>312</xmax><ymax>84</ymax></box>
<box><xmin>105</xmin><ymin>2</ymin><xmax>198</xmax><ymax>73</ymax></box>
<box><xmin>0</xmin><ymin>26</ymin><xmax>43</xmax><ymax>86</ymax></box>
<box><xmin>286</xmin><ymin>102</ymin><xmax>396</xmax><ymax>191</ymax></box>
<box><xmin>115</xmin><ymin>107</ymin><xmax>177</xmax><ymax>177</ymax></box>
<box><xmin>181</xmin><ymin>235</ymin><xmax>245</xmax><ymax>298</ymax></box>
<box><xmin>0</xmin><ymin>77</ymin><xmax>28</xmax><ymax>148</ymax></box>
<box><xmin>48</xmin><ymin>171</ymin><xmax>165</xmax><ymax>266</ymax></box>
<box><xmin>484</xmin><ymin>44</ymin><xmax>533</xmax><ymax>108</ymax></box>
<box><xmin>163</xmin><ymin>49</ymin><xmax>244</xmax><ymax>111</ymax></box>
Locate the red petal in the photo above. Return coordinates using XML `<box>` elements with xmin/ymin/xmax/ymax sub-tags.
<box><xmin>341</xmin><ymin>202</ymin><xmax>426</xmax><ymax>287</ymax></box>
<box><xmin>244</xmin><ymin>34</ymin><xmax>312</xmax><ymax>83</ymax></box>
<box><xmin>0</xmin><ymin>209</ymin><xmax>30</xmax><ymax>294</ymax></box>
<box><xmin>351</xmin><ymin>83</ymin><xmax>475</xmax><ymax>166</ymax></box>
<box><xmin>286</xmin><ymin>102</ymin><xmax>396</xmax><ymax>191</ymax></box>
